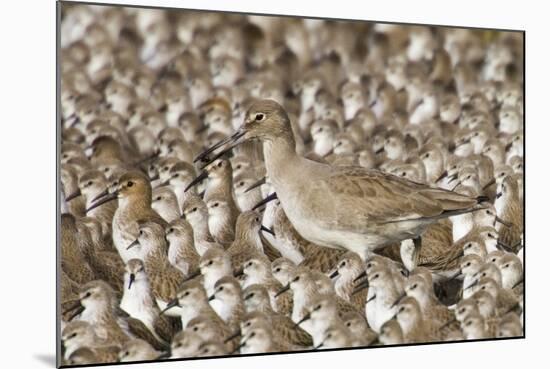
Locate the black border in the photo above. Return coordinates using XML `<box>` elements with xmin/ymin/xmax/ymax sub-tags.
<box><xmin>56</xmin><ymin>1</ymin><xmax>526</xmax><ymax>368</ymax></box>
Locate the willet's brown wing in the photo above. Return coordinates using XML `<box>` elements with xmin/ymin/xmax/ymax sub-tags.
<box><xmin>302</xmin><ymin>168</ymin><xmax>480</xmax><ymax>231</ymax></box>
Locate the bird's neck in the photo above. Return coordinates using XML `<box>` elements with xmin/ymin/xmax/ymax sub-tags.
<box><xmin>120</xmin><ymin>195</ymin><xmax>151</xmax><ymax>214</ymax></box>
<box><xmin>263</xmin><ymin>135</ymin><xmax>301</xmax><ymax>190</ymax></box>
<box><xmin>193</xmin><ymin>217</ymin><xmax>213</xmax><ymax>241</ymax></box>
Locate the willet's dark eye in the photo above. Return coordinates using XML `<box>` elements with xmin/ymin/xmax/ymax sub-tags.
<box><xmin>127</xmin><ymin>181</ymin><xmax>134</xmax><ymax>187</ymax></box>
<box><xmin>255</xmin><ymin>113</ymin><xmax>264</xmax><ymax>121</ymax></box>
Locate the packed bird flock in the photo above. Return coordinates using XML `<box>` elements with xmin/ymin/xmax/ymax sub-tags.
<box><xmin>59</xmin><ymin>3</ymin><xmax>524</xmax><ymax>366</ymax></box>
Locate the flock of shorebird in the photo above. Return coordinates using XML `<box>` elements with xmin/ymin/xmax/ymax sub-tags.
<box><xmin>59</xmin><ymin>4</ymin><xmax>524</xmax><ymax>366</ymax></box>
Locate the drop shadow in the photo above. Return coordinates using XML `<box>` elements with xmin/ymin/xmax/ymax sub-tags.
<box><xmin>34</xmin><ymin>353</ymin><xmax>57</xmax><ymax>367</ymax></box>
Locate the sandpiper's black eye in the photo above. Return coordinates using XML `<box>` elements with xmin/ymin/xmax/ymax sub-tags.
<box><xmin>192</xmin><ymin>207</ymin><xmax>197</xmax><ymax>212</ymax></box>
<box><xmin>184</xmin><ymin>291</ymin><xmax>190</xmax><ymax>296</ymax></box>
<box><xmin>275</xmin><ymin>267</ymin><xmax>281</xmax><ymax>273</ymax></box>
<box><xmin>293</xmin><ymin>276</ymin><xmax>300</xmax><ymax>282</ymax></box>
<box><xmin>466</xmin><ymin>321</ymin><xmax>472</xmax><ymax>326</ymax></box>
<box><xmin>139</xmin><ymin>230</ymin><xmax>143</xmax><ymax>236</ymax></box>
<box><xmin>254</xmin><ymin>113</ymin><xmax>264</xmax><ymax>121</ymax></box>
<box><xmin>411</xmin><ymin>284</ymin><xmax>417</xmax><ymax>289</ymax></box>
<box><xmin>346</xmin><ymin>322</ymin><xmax>351</xmax><ymax>327</ymax></box>
<box><xmin>486</xmin><ymin>210</ymin><xmax>491</xmax><ymax>215</ymax></box>
<box><xmin>373</xmin><ymin>274</ymin><xmax>379</xmax><ymax>279</ymax></box>
<box><xmin>213</xmin><ymin>203</ymin><xmax>219</xmax><ymax>208</ymax></box>
<box><xmin>127</xmin><ymin>181</ymin><xmax>134</xmax><ymax>187</ymax></box>
<box><xmin>250</xmin><ymin>332</ymin><xmax>256</xmax><ymax>338</ymax></box>
<box><xmin>207</xmin><ymin>260</ymin><xmax>213</xmax><ymax>266</ymax></box>
<box><xmin>504</xmin><ymin>264</ymin><xmax>509</xmax><ymax>268</ymax></box>
<box><xmin>399</xmin><ymin>307</ymin><xmax>405</xmax><ymax>313</ymax></box>
<box><xmin>314</xmin><ymin>305</ymin><xmax>321</xmax><ymax>311</ymax></box>
<box><xmin>466</xmin><ymin>262</ymin><xmax>471</xmax><ymax>267</ymax></box>
<box><xmin>219</xmin><ymin>286</ymin><xmax>224</xmax><ymax>291</ymax></box>
<box><xmin>156</xmin><ymin>196</ymin><xmax>161</xmax><ymax>201</ymax></box>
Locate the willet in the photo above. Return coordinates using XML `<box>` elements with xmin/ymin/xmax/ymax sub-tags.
<box><xmin>197</xmin><ymin>100</ymin><xmax>487</xmax><ymax>260</ymax></box>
